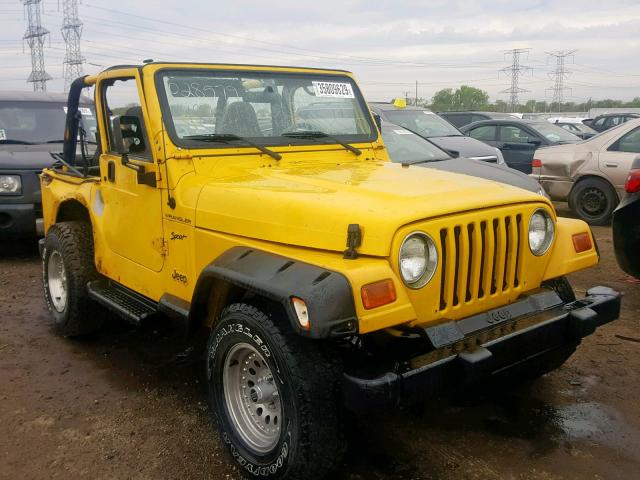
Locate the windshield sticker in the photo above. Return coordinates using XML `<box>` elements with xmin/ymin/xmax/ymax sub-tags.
<box><xmin>63</xmin><ymin>107</ymin><xmax>93</xmax><ymax>116</ymax></box>
<box><xmin>312</xmin><ymin>81</ymin><xmax>355</xmax><ymax>99</ymax></box>
<box><xmin>393</xmin><ymin>129</ymin><xmax>413</xmax><ymax>135</ymax></box>
<box><xmin>423</xmin><ymin>111</ymin><xmax>435</xmax><ymax>115</ymax></box>
<box><xmin>0</xmin><ymin>129</ymin><xmax>5</xmax><ymax>140</ymax></box>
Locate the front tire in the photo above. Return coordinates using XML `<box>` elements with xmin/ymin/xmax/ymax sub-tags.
<box><xmin>42</xmin><ymin>221</ymin><xmax>104</xmax><ymax>337</ymax></box>
<box><xmin>206</xmin><ymin>303</ymin><xmax>342</xmax><ymax>479</ymax></box>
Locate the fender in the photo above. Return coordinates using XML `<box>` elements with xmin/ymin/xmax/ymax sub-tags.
<box><xmin>191</xmin><ymin>247</ymin><xmax>358</xmax><ymax>339</ymax></box>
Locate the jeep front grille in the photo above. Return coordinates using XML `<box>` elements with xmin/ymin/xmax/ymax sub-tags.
<box><xmin>438</xmin><ymin>213</ymin><xmax>524</xmax><ymax>311</ymax></box>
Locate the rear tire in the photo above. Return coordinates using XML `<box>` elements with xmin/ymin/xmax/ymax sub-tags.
<box><xmin>42</xmin><ymin>221</ymin><xmax>104</xmax><ymax>337</ymax></box>
<box><xmin>206</xmin><ymin>303</ymin><xmax>342</xmax><ymax>479</ymax></box>
<box><xmin>570</xmin><ymin>177</ymin><xmax>618</xmax><ymax>225</ymax></box>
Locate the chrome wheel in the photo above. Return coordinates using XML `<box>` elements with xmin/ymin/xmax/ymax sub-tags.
<box><xmin>223</xmin><ymin>342</ymin><xmax>282</xmax><ymax>454</ymax></box>
<box><xmin>47</xmin><ymin>250</ymin><xmax>67</xmax><ymax>313</ymax></box>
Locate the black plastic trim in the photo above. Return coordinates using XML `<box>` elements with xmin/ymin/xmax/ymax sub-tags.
<box><xmin>343</xmin><ymin>285</ymin><xmax>621</xmax><ymax>410</ymax></box>
<box><xmin>191</xmin><ymin>247</ymin><xmax>358</xmax><ymax>339</ymax></box>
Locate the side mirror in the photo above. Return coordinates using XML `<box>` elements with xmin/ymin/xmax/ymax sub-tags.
<box><xmin>112</xmin><ymin>115</ymin><xmax>145</xmax><ymax>156</ymax></box>
<box><xmin>445</xmin><ymin>149</ymin><xmax>460</xmax><ymax>158</ymax></box>
<box><xmin>528</xmin><ymin>138</ymin><xmax>542</xmax><ymax>146</ymax></box>
<box><xmin>111</xmin><ymin>115</ymin><xmax>155</xmax><ymax>187</ymax></box>
<box><xmin>373</xmin><ymin>113</ymin><xmax>382</xmax><ymax>133</ymax></box>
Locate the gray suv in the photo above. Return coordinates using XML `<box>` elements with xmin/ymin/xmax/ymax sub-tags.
<box><xmin>0</xmin><ymin>91</ymin><xmax>95</xmax><ymax>238</ymax></box>
<box><xmin>369</xmin><ymin>102</ymin><xmax>505</xmax><ymax>164</ymax></box>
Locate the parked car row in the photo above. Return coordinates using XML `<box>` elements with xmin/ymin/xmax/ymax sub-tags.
<box><xmin>2</xmin><ymin>89</ymin><xmax>637</xmax><ymax>281</ymax></box>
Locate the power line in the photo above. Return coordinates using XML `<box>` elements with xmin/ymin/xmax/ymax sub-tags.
<box><xmin>546</xmin><ymin>50</ymin><xmax>577</xmax><ymax>111</ymax></box>
<box><xmin>61</xmin><ymin>0</ymin><xmax>85</xmax><ymax>91</ymax></box>
<box><xmin>500</xmin><ymin>48</ymin><xmax>531</xmax><ymax>112</ymax></box>
<box><xmin>21</xmin><ymin>0</ymin><xmax>52</xmax><ymax>91</ymax></box>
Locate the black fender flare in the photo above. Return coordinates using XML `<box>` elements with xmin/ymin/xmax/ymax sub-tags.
<box><xmin>190</xmin><ymin>247</ymin><xmax>358</xmax><ymax>339</ymax></box>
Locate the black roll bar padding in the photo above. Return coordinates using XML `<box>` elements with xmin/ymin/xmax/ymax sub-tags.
<box><xmin>63</xmin><ymin>75</ymin><xmax>91</xmax><ymax>165</ymax></box>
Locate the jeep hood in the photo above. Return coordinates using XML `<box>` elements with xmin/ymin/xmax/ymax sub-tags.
<box><xmin>194</xmin><ymin>160</ymin><xmax>545</xmax><ymax>257</ymax></box>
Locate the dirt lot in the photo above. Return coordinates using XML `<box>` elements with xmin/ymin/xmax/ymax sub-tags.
<box><xmin>1</xmin><ymin>217</ymin><xmax>639</xmax><ymax>479</ymax></box>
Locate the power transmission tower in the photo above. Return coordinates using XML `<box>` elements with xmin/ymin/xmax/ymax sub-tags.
<box><xmin>61</xmin><ymin>0</ymin><xmax>85</xmax><ymax>91</ymax></box>
<box><xmin>21</xmin><ymin>0</ymin><xmax>52</xmax><ymax>92</ymax></box>
<box><xmin>546</xmin><ymin>50</ymin><xmax>576</xmax><ymax>112</ymax></box>
<box><xmin>500</xmin><ymin>48</ymin><xmax>531</xmax><ymax>112</ymax></box>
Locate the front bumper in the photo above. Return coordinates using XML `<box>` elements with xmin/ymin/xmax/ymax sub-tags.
<box><xmin>343</xmin><ymin>286</ymin><xmax>620</xmax><ymax>409</ymax></box>
<box><xmin>0</xmin><ymin>202</ymin><xmax>43</xmax><ymax>237</ymax></box>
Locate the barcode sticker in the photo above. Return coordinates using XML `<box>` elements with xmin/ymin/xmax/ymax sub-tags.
<box><xmin>63</xmin><ymin>107</ymin><xmax>94</xmax><ymax>116</ymax></box>
<box><xmin>312</xmin><ymin>81</ymin><xmax>355</xmax><ymax>98</ymax></box>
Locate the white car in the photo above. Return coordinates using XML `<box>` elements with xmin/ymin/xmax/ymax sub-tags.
<box><xmin>547</xmin><ymin>117</ymin><xmax>597</xmax><ymax>140</ymax></box>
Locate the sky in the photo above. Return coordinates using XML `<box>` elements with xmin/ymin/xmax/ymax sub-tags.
<box><xmin>1</xmin><ymin>0</ymin><xmax>639</xmax><ymax>103</ymax></box>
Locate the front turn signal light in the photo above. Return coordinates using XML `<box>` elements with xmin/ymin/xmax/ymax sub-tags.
<box><xmin>291</xmin><ymin>297</ymin><xmax>310</xmax><ymax>330</ymax></box>
<box><xmin>361</xmin><ymin>279</ymin><xmax>397</xmax><ymax>310</ymax></box>
<box><xmin>572</xmin><ymin>232</ymin><xmax>592</xmax><ymax>253</ymax></box>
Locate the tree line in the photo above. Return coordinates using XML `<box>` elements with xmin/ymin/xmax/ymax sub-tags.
<box><xmin>403</xmin><ymin>85</ymin><xmax>640</xmax><ymax>113</ymax></box>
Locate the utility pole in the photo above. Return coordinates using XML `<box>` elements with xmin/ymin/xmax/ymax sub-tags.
<box><xmin>403</xmin><ymin>90</ymin><xmax>410</xmax><ymax>105</ymax></box>
<box><xmin>546</xmin><ymin>50</ymin><xmax>576</xmax><ymax>112</ymax></box>
<box><xmin>61</xmin><ymin>0</ymin><xmax>85</xmax><ymax>91</ymax></box>
<box><xmin>415</xmin><ymin>80</ymin><xmax>418</xmax><ymax>107</ymax></box>
<box><xmin>21</xmin><ymin>0</ymin><xmax>52</xmax><ymax>92</ymax></box>
<box><xmin>500</xmin><ymin>48</ymin><xmax>531</xmax><ymax>113</ymax></box>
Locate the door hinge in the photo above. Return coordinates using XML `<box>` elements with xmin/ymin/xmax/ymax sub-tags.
<box><xmin>153</xmin><ymin>238</ymin><xmax>169</xmax><ymax>256</ymax></box>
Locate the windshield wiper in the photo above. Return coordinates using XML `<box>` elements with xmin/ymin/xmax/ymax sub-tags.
<box><xmin>183</xmin><ymin>133</ymin><xmax>281</xmax><ymax>161</ymax></box>
<box><xmin>407</xmin><ymin>157</ymin><xmax>450</xmax><ymax>165</ymax></box>
<box><xmin>0</xmin><ymin>139</ymin><xmax>34</xmax><ymax>145</ymax></box>
<box><xmin>281</xmin><ymin>131</ymin><xmax>362</xmax><ymax>156</ymax></box>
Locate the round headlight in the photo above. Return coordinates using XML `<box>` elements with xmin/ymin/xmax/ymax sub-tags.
<box><xmin>399</xmin><ymin>232</ymin><xmax>438</xmax><ymax>288</ymax></box>
<box><xmin>528</xmin><ymin>209</ymin><xmax>554</xmax><ymax>255</ymax></box>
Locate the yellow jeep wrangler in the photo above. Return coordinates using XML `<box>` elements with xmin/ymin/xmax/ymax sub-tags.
<box><xmin>40</xmin><ymin>62</ymin><xmax>620</xmax><ymax>479</ymax></box>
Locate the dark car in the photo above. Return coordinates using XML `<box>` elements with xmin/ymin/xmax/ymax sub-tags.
<box><xmin>461</xmin><ymin>118</ymin><xmax>580</xmax><ymax>174</ymax></box>
<box><xmin>380</xmin><ymin>122</ymin><xmax>546</xmax><ymax>195</ymax></box>
<box><xmin>369</xmin><ymin>102</ymin><xmax>505</xmax><ymax>164</ymax></box>
<box><xmin>439</xmin><ymin>111</ymin><xmax>517</xmax><ymax>129</ymax></box>
<box><xmin>0</xmin><ymin>92</ymin><xmax>95</xmax><ymax>238</ymax></box>
<box><xmin>585</xmin><ymin>113</ymin><xmax>640</xmax><ymax>133</ymax></box>
<box><xmin>612</xmin><ymin>156</ymin><xmax>640</xmax><ymax>278</ymax></box>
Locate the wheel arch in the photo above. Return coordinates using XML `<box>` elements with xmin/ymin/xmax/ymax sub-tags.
<box><xmin>55</xmin><ymin>198</ymin><xmax>91</xmax><ymax>224</ymax></box>
<box><xmin>188</xmin><ymin>247</ymin><xmax>358</xmax><ymax>340</ymax></box>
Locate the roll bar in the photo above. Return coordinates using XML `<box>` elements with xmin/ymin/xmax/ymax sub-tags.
<box><xmin>62</xmin><ymin>75</ymin><xmax>96</xmax><ymax>164</ymax></box>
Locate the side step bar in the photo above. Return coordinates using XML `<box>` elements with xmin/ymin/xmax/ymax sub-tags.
<box><xmin>87</xmin><ymin>279</ymin><xmax>158</xmax><ymax>325</ymax></box>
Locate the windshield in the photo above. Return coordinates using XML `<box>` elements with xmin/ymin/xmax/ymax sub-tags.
<box><xmin>530</xmin><ymin>122</ymin><xmax>579</xmax><ymax>143</ymax></box>
<box><xmin>0</xmin><ymin>101</ymin><xmax>97</xmax><ymax>144</ymax></box>
<box><xmin>380</xmin><ymin>109</ymin><xmax>462</xmax><ymax>138</ymax></box>
<box><xmin>571</xmin><ymin>123</ymin><xmax>597</xmax><ymax>134</ymax></box>
<box><xmin>157</xmin><ymin>70</ymin><xmax>376</xmax><ymax>148</ymax></box>
<box><xmin>381</xmin><ymin>125</ymin><xmax>451</xmax><ymax>163</ymax></box>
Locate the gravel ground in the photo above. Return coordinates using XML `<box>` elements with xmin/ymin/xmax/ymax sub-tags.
<box><xmin>1</xmin><ymin>214</ymin><xmax>639</xmax><ymax>479</ymax></box>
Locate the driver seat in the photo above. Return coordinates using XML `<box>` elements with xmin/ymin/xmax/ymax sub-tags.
<box><xmin>217</xmin><ymin>101</ymin><xmax>262</xmax><ymax>137</ymax></box>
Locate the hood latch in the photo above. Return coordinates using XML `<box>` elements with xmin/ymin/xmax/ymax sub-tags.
<box><xmin>343</xmin><ymin>224</ymin><xmax>362</xmax><ymax>260</ymax></box>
